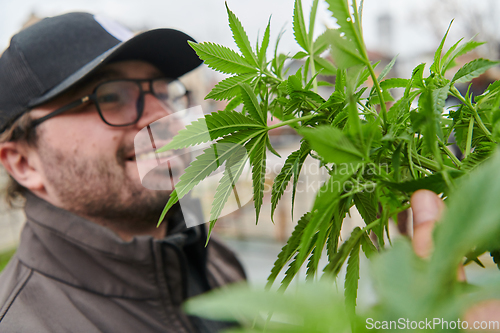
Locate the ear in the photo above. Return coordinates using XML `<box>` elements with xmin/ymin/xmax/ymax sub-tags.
<box><xmin>0</xmin><ymin>142</ymin><xmax>45</xmax><ymax>192</ymax></box>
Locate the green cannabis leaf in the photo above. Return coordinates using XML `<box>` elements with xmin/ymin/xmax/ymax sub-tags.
<box><xmin>158</xmin><ymin>0</ymin><xmax>500</xmax><ymax>329</ymax></box>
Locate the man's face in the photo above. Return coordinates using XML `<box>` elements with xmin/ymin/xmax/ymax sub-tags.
<box><xmin>30</xmin><ymin>60</ymin><xmax>183</xmax><ymax>229</ymax></box>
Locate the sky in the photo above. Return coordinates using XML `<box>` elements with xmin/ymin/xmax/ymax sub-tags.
<box><xmin>0</xmin><ymin>0</ymin><xmax>314</xmax><ymax>55</ymax></box>
<box><xmin>0</xmin><ymin>0</ymin><xmax>499</xmax><ymax>78</ymax></box>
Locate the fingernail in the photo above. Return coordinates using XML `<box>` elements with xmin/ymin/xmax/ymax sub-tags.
<box><xmin>412</xmin><ymin>191</ymin><xmax>440</xmax><ymax>226</ymax></box>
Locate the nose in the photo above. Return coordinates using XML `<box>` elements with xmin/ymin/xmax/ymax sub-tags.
<box><xmin>135</xmin><ymin>92</ymin><xmax>173</xmax><ymax>130</ymax></box>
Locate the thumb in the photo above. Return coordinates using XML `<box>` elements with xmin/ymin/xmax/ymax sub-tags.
<box><xmin>410</xmin><ymin>189</ymin><xmax>444</xmax><ymax>258</ymax></box>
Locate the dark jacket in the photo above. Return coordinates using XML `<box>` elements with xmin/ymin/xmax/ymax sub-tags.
<box><xmin>0</xmin><ymin>193</ymin><xmax>246</xmax><ymax>332</ymax></box>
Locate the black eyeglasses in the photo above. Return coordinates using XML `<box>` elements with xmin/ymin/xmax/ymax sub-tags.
<box><xmin>31</xmin><ymin>78</ymin><xmax>189</xmax><ymax>127</ymax></box>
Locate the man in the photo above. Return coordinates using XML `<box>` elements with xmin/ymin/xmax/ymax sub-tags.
<box><xmin>0</xmin><ymin>12</ymin><xmax>245</xmax><ymax>332</ymax></box>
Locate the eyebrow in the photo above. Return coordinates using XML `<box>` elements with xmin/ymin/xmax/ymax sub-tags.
<box><xmin>80</xmin><ymin>68</ymin><xmax>124</xmax><ymax>89</ymax></box>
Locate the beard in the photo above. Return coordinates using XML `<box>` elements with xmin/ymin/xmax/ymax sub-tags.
<box><xmin>37</xmin><ymin>140</ymin><xmax>173</xmax><ymax>232</ymax></box>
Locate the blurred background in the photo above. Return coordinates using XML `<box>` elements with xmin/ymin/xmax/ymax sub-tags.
<box><xmin>1</xmin><ymin>0</ymin><xmax>500</xmax><ymax>301</ymax></box>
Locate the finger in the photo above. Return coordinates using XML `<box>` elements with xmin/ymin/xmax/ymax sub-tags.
<box><xmin>464</xmin><ymin>300</ymin><xmax>500</xmax><ymax>330</ymax></box>
<box><xmin>411</xmin><ymin>189</ymin><xmax>445</xmax><ymax>258</ymax></box>
<box><xmin>411</xmin><ymin>190</ymin><xmax>467</xmax><ymax>281</ymax></box>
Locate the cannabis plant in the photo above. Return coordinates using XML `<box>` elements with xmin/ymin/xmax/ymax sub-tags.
<box><xmin>158</xmin><ymin>0</ymin><xmax>500</xmax><ymax>327</ymax></box>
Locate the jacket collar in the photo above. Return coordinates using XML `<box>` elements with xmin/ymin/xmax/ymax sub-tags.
<box><xmin>17</xmin><ymin>192</ymin><xmax>206</xmax><ymax>299</ymax></box>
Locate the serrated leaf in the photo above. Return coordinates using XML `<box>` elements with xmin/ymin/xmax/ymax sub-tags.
<box><xmin>291</xmin><ymin>142</ymin><xmax>309</xmax><ymax>219</ymax></box>
<box><xmin>417</xmin><ymin>80</ymin><xmax>451</xmax><ymax>151</ymax></box>
<box><xmin>225</xmin><ymin>3</ymin><xmax>258</xmax><ymax>67</ymax></box>
<box><xmin>188</xmin><ymin>41</ymin><xmax>257</xmax><ymax>75</ymax></box>
<box><xmin>313</xmin><ymin>30</ymin><xmax>331</xmax><ymax>55</ymax></box>
<box><xmin>291</xmin><ymin>157</ymin><xmax>302</xmax><ymax>220</ymax></box>
<box><xmin>286</xmin><ymin>70</ymin><xmax>303</xmax><ymax>94</ymax></box>
<box><xmin>164</xmin><ymin>130</ymin><xmax>265</xmax><ymax>215</ymax></box>
<box><xmin>272</xmin><ymin>28</ymin><xmax>288</xmax><ymax>78</ymax></box>
<box><xmin>382</xmin><ymin>170</ymin><xmax>465</xmax><ymax>194</ymax></box>
<box><xmin>440</xmin><ymin>37</ymin><xmax>463</xmax><ymax>74</ymax></box>
<box><xmin>476</xmin><ymin>80</ymin><xmax>500</xmax><ymax>105</ymax></box>
<box><xmin>490</xmin><ymin>250</ymin><xmax>500</xmax><ymax>270</ymax></box>
<box><xmin>327</xmin><ymin>29</ymin><xmax>365</xmax><ymax>69</ymax></box>
<box><xmin>239</xmin><ymin>83</ymin><xmax>267</xmax><ymax>125</ymax></box>
<box><xmin>360</xmin><ymin>231</ymin><xmax>377</xmax><ymax>259</ymax></box>
<box><xmin>443</xmin><ymin>38</ymin><xmax>485</xmax><ymax>73</ymax></box>
<box><xmin>270</xmin><ymin>144</ymin><xmax>309</xmax><ymax>221</ymax></box>
<box><xmin>452</xmin><ymin>58</ymin><xmax>499</xmax><ymax>83</ymax></box>
<box><xmin>325</xmin><ymin>0</ymin><xmax>359</xmax><ymax>45</ymax></box>
<box><xmin>299</xmin><ymin>126</ymin><xmax>365</xmax><ymax>165</ymax></box>
<box><xmin>266</xmin><ymin>137</ymin><xmax>281</xmax><ymax>158</ymax></box>
<box><xmin>157</xmin><ymin>111</ymin><xmax>265</xmax><ymax>152</ymax></box>
<box><xmin>380</xmin><ymin>78</ymin><xmax>409</xmax><ymax>90</ymax></box>
<box><xmin>206</xmin><ymin>73</ymin><xmax>255</xmax><ymax>101</ymax></box>
<box><xmin>324</xmin><ymin>227</ymin><xmax>363</xmax><ymax>276</ymax></box>
<box><xmin>158</xmin><ymin>189</ymin><xmax>179</xmax><ymax>226</ymax></box>
<box><xmin>292</xmin><ymin>51</ymin><xmax>308</xmax><ymax>59</ymax></box>
<box><xmin>411</xmin><ymin>63</ymin><xmax>426</xmax><ymax>89</ymax></box>
<box><xmin>387</xmin><ymin>90</ymin><xmax>419</xmax><ymax>122</ymax></box>
<box><xmin>293</xmin><ymin>0</ymin><xmax>309</xmax><ymax>51</ymax></box>
<box><xmin>156</xmin><ymin>117</ymin><xmax>211</xmax><ymax>152</ymax></box>
<box><xmin>258</xmin><ymin>17</ymin><xmax>271</xmax><ymax>65</ymax></box>
<box><xmin>344</xmin><ymin>240</ymin><xmax>360</xmax><ymax>315</ymax></box>
<box><xmin>461</xmin><ymin>142</ymin><xmax>496</xmax><ymax>171</ymax></box>
<box><xmin>318</xmin><ymin>91</ymin><xmax>345</xmax><ymax>110</ymax></box>
<box><xmin>267</xmin><ymin>212</ymin><xmax>312</xmax><ymax>287</ymax></box>
<box><xmin>319</xmin><ymin>80</ymin><xmax>334</xmax><ymax>86</ymax></box>
<box><xmin>306</xmin><ymin>220</ymin><xmax>330</xmax><ymax>280</ymax></box>
<box><xmin>353</xmin><ymin>192</ymin><xmax>377</xmax><ymax>225</ymax></box>
<box><xmin>430</xmin><ymin>20</ymin><xmax>452</xmax><ymax>74</ymax></box>
<box><xmin>185</xmin><ymin>280</ymin><xmax>351</xmax><ymax>331</ymax></box>
<box><xmin>377</xmin><ymin>54</ymin><xmax>398</xmax><ymax>82</ymax></box>
<box><xmin>392</xmin><ymin>142</ymin><xmax>402</xmax><ymax>182</ymax></box>
<box><xmin>249</xmin><ymin>133</ymin><xmax>268</xmax><ymax>223</ymax></box>
<box><xmin>369</xmin><ymin>88</ymin><xmax>394</xmax><ymax>106</ymax></box>
<box><xmin>308</xmin><ymin>0</ymin><xmax>320</xmax><ymax>42</ymax></box>
<box><xmin>326</xmin><ymin>198</ymin><xmax>349</xmax><ymax>265</ymax></box>
<box><xmin>355</xmin><ymin>66</ymin><xmax>371</xmax><ymax>89</ymax></box>
<box><xmin>207</xmin><ymin>142</ymin><xmax>250</xmax><ymax>241</ymax></box>
<box><xmin>224</xmin><ymin>95</ymin><xmax>242</xmax><ymax>112</ymax></box>
<box><xmin>296</xmin><ymin>170</ymin><xmax>359</xmax><ymax>280</ymax></box>
<box><xmin>314</xmin><ymin>57</ymin><xmax>338</xmax><ymax>76</ymax></box>
<box><xmin>335</xmin><ymin>67</ymin><xmax>346</xmax><ymax>92</ymax></box>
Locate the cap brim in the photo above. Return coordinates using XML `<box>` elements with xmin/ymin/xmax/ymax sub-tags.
<box><xmin>29</xmin><ymin>28</ymin><xmax>202</xmax><ymax>107</ymax></box>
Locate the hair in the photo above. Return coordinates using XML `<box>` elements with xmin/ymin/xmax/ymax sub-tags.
<box><xmin>0</xmin><ymin>112</ymin><xmax>38</xmax><ymax>207</ymax></box>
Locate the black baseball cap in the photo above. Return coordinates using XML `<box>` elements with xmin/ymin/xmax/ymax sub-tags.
<box><xmin>0</xmin><ymin>12</ymin><xmax>203</xmax><ymax>133</ymax></box>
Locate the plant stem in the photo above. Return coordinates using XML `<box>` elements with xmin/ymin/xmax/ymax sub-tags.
<box><xmin>407</xmin><ymin>141</ymin><xmax>417</xmax><ymax>179</ymax></box>
<box><xmin>267</xmin><ymin>114</ymin><xmax>317</xmax><ymax>130</ymax></box>
<box><xmin>339</xmin><ymin>182</ymin><xmax>377</xmax><ymax>199</ymax></box>
<box><xmin>309</xmin><ymin>57</ymin><xmax>318</xmax><ymax>93</ymax></box>
<box><xmin>308</xmin><ymin>0</ymin><xmax>319</xmax><ymax>93</ymax></box>
<box><xmin>366</xmin><ymin>64</ymin><xmax>388</xmax><ymax>130</ymax></box>
<box><xmin>410</xmin><ymin>151</ymin><xmax>439</xmax><ymax>172</ymax></box>
<box><xmin>349</xmin><ymin>1</ymin><xmax>388</xmax><ymax>132</ymax></box>
<box><xmin>450</xmin><ymin>86</ymin><xmax>493</xmax><ymax>141</ymax></box>
<box><xmin>438</xmin><ymin>139</ymin><xmax>462</xmax><ymax>168</ymax></box>
<box><xmin>389</xmin><ymin>203</ymin><xmax>411</xmax><ymax>218</ymax></box>
<box><xmin>413</xmin><ymin>164</ymin><xmax>432</xmax><ymax>176</ymax></box>
<box><xmin>363</xmin><ymin>218</ymin><xmax>381</xmax><ymax>233</ymax></box>
<box><xmin>465</xmin><ymin>116</ymin><xmax>474</xmax><ymax>158</ymax></box>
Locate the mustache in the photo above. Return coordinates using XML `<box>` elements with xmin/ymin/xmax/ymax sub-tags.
<box><xmin>116</xmin><ymin>145</ymin><xmax>135</xmax><ymax>164</ymax></box>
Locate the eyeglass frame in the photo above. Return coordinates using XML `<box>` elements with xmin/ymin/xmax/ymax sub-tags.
<box><xmin>30</xmin><ymin>77</ymin><xmax>189</xmax><ymax>128</ymax></box>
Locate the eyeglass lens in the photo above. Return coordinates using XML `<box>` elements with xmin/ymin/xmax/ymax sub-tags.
<box><xmin>95</xmin><ymin>79</ymin><xmax>189</xmax><ymax>126</ymax></box>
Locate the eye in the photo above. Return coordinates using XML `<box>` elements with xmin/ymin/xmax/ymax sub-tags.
<box><xmin>97</xmin><ymin>93</ymin><xmax>121</xmax><ymax>104</ymax></box>
<box><xmin>155</xmin><ymin>92</ymin><xmax>170</xmax><ymax>102</ymax></box>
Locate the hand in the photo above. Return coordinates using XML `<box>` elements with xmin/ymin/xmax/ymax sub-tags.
<box><xmin>411</xmin><ymin>189</ymin><xmax>500</xmax><ymax>329</ymax></box>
